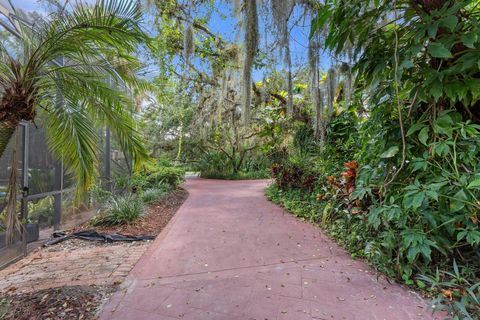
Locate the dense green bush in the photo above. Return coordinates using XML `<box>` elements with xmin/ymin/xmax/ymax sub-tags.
<box><xmin>273</xmin><ymin>1</ymin><xmax>480</xmax><ymax>317</ymax></box>
<box><xmin>269</xmin><ymin>113</ymin><xmax>480</xmax><ymax>318</ymax></box>
<box><xmin>131</xmin><ymin>162</ymin><xmax>184</xmax><ymax>191</ymax></box>
<box><xmin>353</xmin><ymin>111</ymin><xmax>480</xmax><ymax>278</ymax></box>
<box><xmin>91</xmin><ymin>194</ymin><xmax>143</xmax><ymax>226</ymax></box>
<box><xmin>196</xmin><ymin>150</ymin><xmax>271</xmax><ymax>179</ymax></box>
<box><xmin>268</xmin><ymin>110</ymin><xmax>480</xmax><ymax>319</ymax></box>
<box><xmin>196</xmin><ymin>151</ymin><xmax>230</xmax><ymax>177</ymax></box>
<box><xmin>87</xmin><ymin>161</ymin><xmax>183</xmax><ymax>227</ymax></box>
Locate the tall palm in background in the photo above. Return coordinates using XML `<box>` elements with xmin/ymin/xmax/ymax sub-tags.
<box><xmin>0</xmin><ymin>0</ymin><xmax>149</xmax><ymax>239</ymax></box>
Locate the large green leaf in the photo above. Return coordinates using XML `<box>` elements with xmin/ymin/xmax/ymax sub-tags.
<box><xmin>418</xmin><ymin>127</ymin><xmax>429</xmax><ymax>146</ymax></box>
<box><xmin>406</xmin><ymin>123</ymin><xmax>426</xmax><ymax>137</ymax></box>
<box><xmin>440</xmin><ymin>15</ymin><xmax>458</xmax><ymax>32</ymax></box>
<box><xmin>380</xmin><ymin>146</ymin><xmax>399</xmax><ymax>158</ymax></box>
<box><xmin>467</xmin><ymin>178</ymin><xmax>480</xmax><ymax>189</ymax></box>
<box><xmin>461</xmin><ymin>32</ymin><xmax>477</xmax><ymax>49</ymax></box>
<box><xmin>428</xmin><ymin>42</ymin><xmax>452</xmax><ymax>58</ymax></box>
<box><xmin>404</xmin><ymin>191</ymin><xmax>425</xmax><ymax>210</ymax></box>
<box><xmin>449</xmin><ymin>189</ymin><xmax>468</xmax><ymax>213</ymax></box>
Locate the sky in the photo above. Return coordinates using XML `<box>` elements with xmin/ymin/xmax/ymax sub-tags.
<box><xmin>5</xmin><ymin>0</ymin><xmax>332</xmax><ymax>80</ymax></box>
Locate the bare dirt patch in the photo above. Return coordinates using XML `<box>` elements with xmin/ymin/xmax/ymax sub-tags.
<box><xmin>0</xmin><ymin>285</ymin><xmax>114</xmax><ymax>320</ymax></box>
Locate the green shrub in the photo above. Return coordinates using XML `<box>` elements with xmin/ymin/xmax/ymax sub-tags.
<box><xmin>141</xmin><ymin>188</ymin><xmax>167</xmax><ymax>204</ymax></box>
<box><xmin>91</xmin><ymin>194</ymin><xmax>143</xmax><ymax>226</ymax></box>
<box><xmin>28</xmin><ymin>196</ymin><xmax>54</xmax><ymax>228</ymax></box>
<box><xmin>196</xmin><ymin>151</ymin><xmax>271</xmax><ymax>180</ymax></box>
<box><xmin>196</xmin><ymin>151</ymin><xmax>230</xmax><ymax>177</ymax></box>
<box><xmin>151</xmin><ymin>166</ymin><xmax>184</xmax><ymax>187</ymax></box>
<box><xmin>132</xmin><ymin>162</ymin><xmax>184</xmax><ymax>191</ymax></box>
<box><xmin>201</xmin><ymin>169</ymin><xmax>270</xmax><ymax>180</ymax></box>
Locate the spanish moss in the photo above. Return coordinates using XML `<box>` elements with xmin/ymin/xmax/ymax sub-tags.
<box><xmin>183</xmin><ymin>23</ymin><xmax>194</xmax><ymax>64</ymax></box>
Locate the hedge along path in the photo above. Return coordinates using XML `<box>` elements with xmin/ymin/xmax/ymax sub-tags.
<box><xmin>98</xmin><ymin>178</ymin><xmax>441</xmax><ymax>320</ymax></box>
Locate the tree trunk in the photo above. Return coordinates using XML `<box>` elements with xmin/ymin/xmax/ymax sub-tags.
<box><xmin>0</xmin><ymin>123</ymin><xmax>15</xmax><ymax>159</ymax></box>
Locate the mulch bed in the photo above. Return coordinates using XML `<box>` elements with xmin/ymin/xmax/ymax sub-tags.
<box><xmin>73</xmin><ymin>187</ymin><xmax>189</xmax><ymax>237</ymax></box>
<box><xmin>0</xmin><ymin>285</ymin><xmax>115</xmax><ymax>320</ymax></box>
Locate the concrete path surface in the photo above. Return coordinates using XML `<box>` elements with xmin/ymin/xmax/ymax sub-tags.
<box><xmin>98</xmin><ymin>178</ymin><xmax>440</xmax><ymax>320</ymax></box>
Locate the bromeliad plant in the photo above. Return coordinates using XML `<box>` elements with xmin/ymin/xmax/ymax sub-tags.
<box><xmin>0</xmin><ymin>0</ymin><xmax>148</xmax><ymax>240</ymax></box>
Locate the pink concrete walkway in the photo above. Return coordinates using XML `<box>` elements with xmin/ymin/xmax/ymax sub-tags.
<box><xmin>98</xmin><ymin>179</ymin><xmax>440</xmax><ymax>320</ymax></box>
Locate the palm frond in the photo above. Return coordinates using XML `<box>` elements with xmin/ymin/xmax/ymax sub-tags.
<box><xmin>43</xmin><ymin>95</ymin><xmax>99</xmax><ymax>197</ymax></box>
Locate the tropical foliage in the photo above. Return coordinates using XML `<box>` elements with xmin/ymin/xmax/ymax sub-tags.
<box><xmin>0</xmin><ymin>0</ymin><xmax>150</xmax><ymax>242</ymax></box>
<box><xmin>2</xmin><ymin>0</ymin><xmax>479</xmax><ymax>317</ymax></box>
<box><xmin>0</xmin><ymin>0</ymin><xmax>148</xmax><ymax>193</ymax></box>
<box><xmin>91</xmin><ymin>193</ymin><xmax>144</xmax><ymax>226</ymax></box>
<box><xmin>91</xmin><ymin>159</ymin><xmax>183</xmax><ymax>226</ymax></box>
<box><xmin>266</xmin><ymin>0</ymin><xmax>480</xmax><ymax>318</ymax></box>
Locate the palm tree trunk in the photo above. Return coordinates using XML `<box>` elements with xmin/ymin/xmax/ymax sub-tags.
<box><xmin>0</xmin><ymin>123</ymin><xmax>15</xmax><ymax>159</ymax></box>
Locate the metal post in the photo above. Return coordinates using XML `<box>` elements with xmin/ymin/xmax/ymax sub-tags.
<box><xmin>20</xmin><ymin>123</ymin><xmax>29</xmax><ymax>219</ymax></box>
<box><xmin>52</xmin><ymin>56</ymin><xmax>64</xmax><ymax>230</ymax></box>
<box><xmin>20</xmin><ymin>122</ymin><xmax>29</xmax><ymax>256</ymax></box>
<box><xmin>53</xmin><ymin>161</ymin><xmax>62</xmax><ymax>230</ymax></box>
<box><xmin>105</xmin><ymin>127</ymin><xmax>111</xmax><ymax>192</ymax></box>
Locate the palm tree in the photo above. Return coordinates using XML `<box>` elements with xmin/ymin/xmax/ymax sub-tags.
<box><xmin>0</xmin><ymin>0</ymin><xmax>149</xmax><ymax>240</ymax></box>
<box><xmin>0</xmin><ymin>0</ymin><xmax>148</xmax><ymax>192</ymax></box>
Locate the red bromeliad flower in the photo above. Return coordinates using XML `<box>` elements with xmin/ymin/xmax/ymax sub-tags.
<box><xmin>342</xmin><ymin>160</ymin><xmax>358</xmax><ymax>193</ymax></box>
<box><xmin>342</xmin><ymin>160</ymin><xmax>358</xmax><ymax>179</ymax></box>
<box><xmin>343</xmin><ymin>160</ymin><xmax>358</xmax><ymax>171</ymax></box>
<box><xmin>342</xmin><ymin>170</ymin><xmax>356</xmax><ymax>178</ymax></box>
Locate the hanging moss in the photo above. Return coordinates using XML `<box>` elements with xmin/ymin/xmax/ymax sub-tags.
<box><xmin>343</xmin><ymin>64</ymin><xmax>352</xmax><ymax>108</ymax></box>
<box><xmin>308</xmin><ymin>33</ymin><xmax>324</xmax><ymax>141</ymax></box>
<box><xmin>183</xmin><ymin>23</ymin><xmax>194</xmax><ymax>64</ymax></box>
<box><xmin>271</xmin><ymin>0</ymin><xmax>294</xmax><ymax>114</ymax></box>
<box><xmin>343</xmin><ymin>45</ymin><xmax>354</xmax><ymax>107</ymax></box>
<box><xmin>234</xmin><ymin>0</ymin><xmax>242</xmax><ymax>19</ymax></box>
<box><xmin>271</xmin><ymin>0</ymin><xmax>293</xmax><ymax>48</ymax></box>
